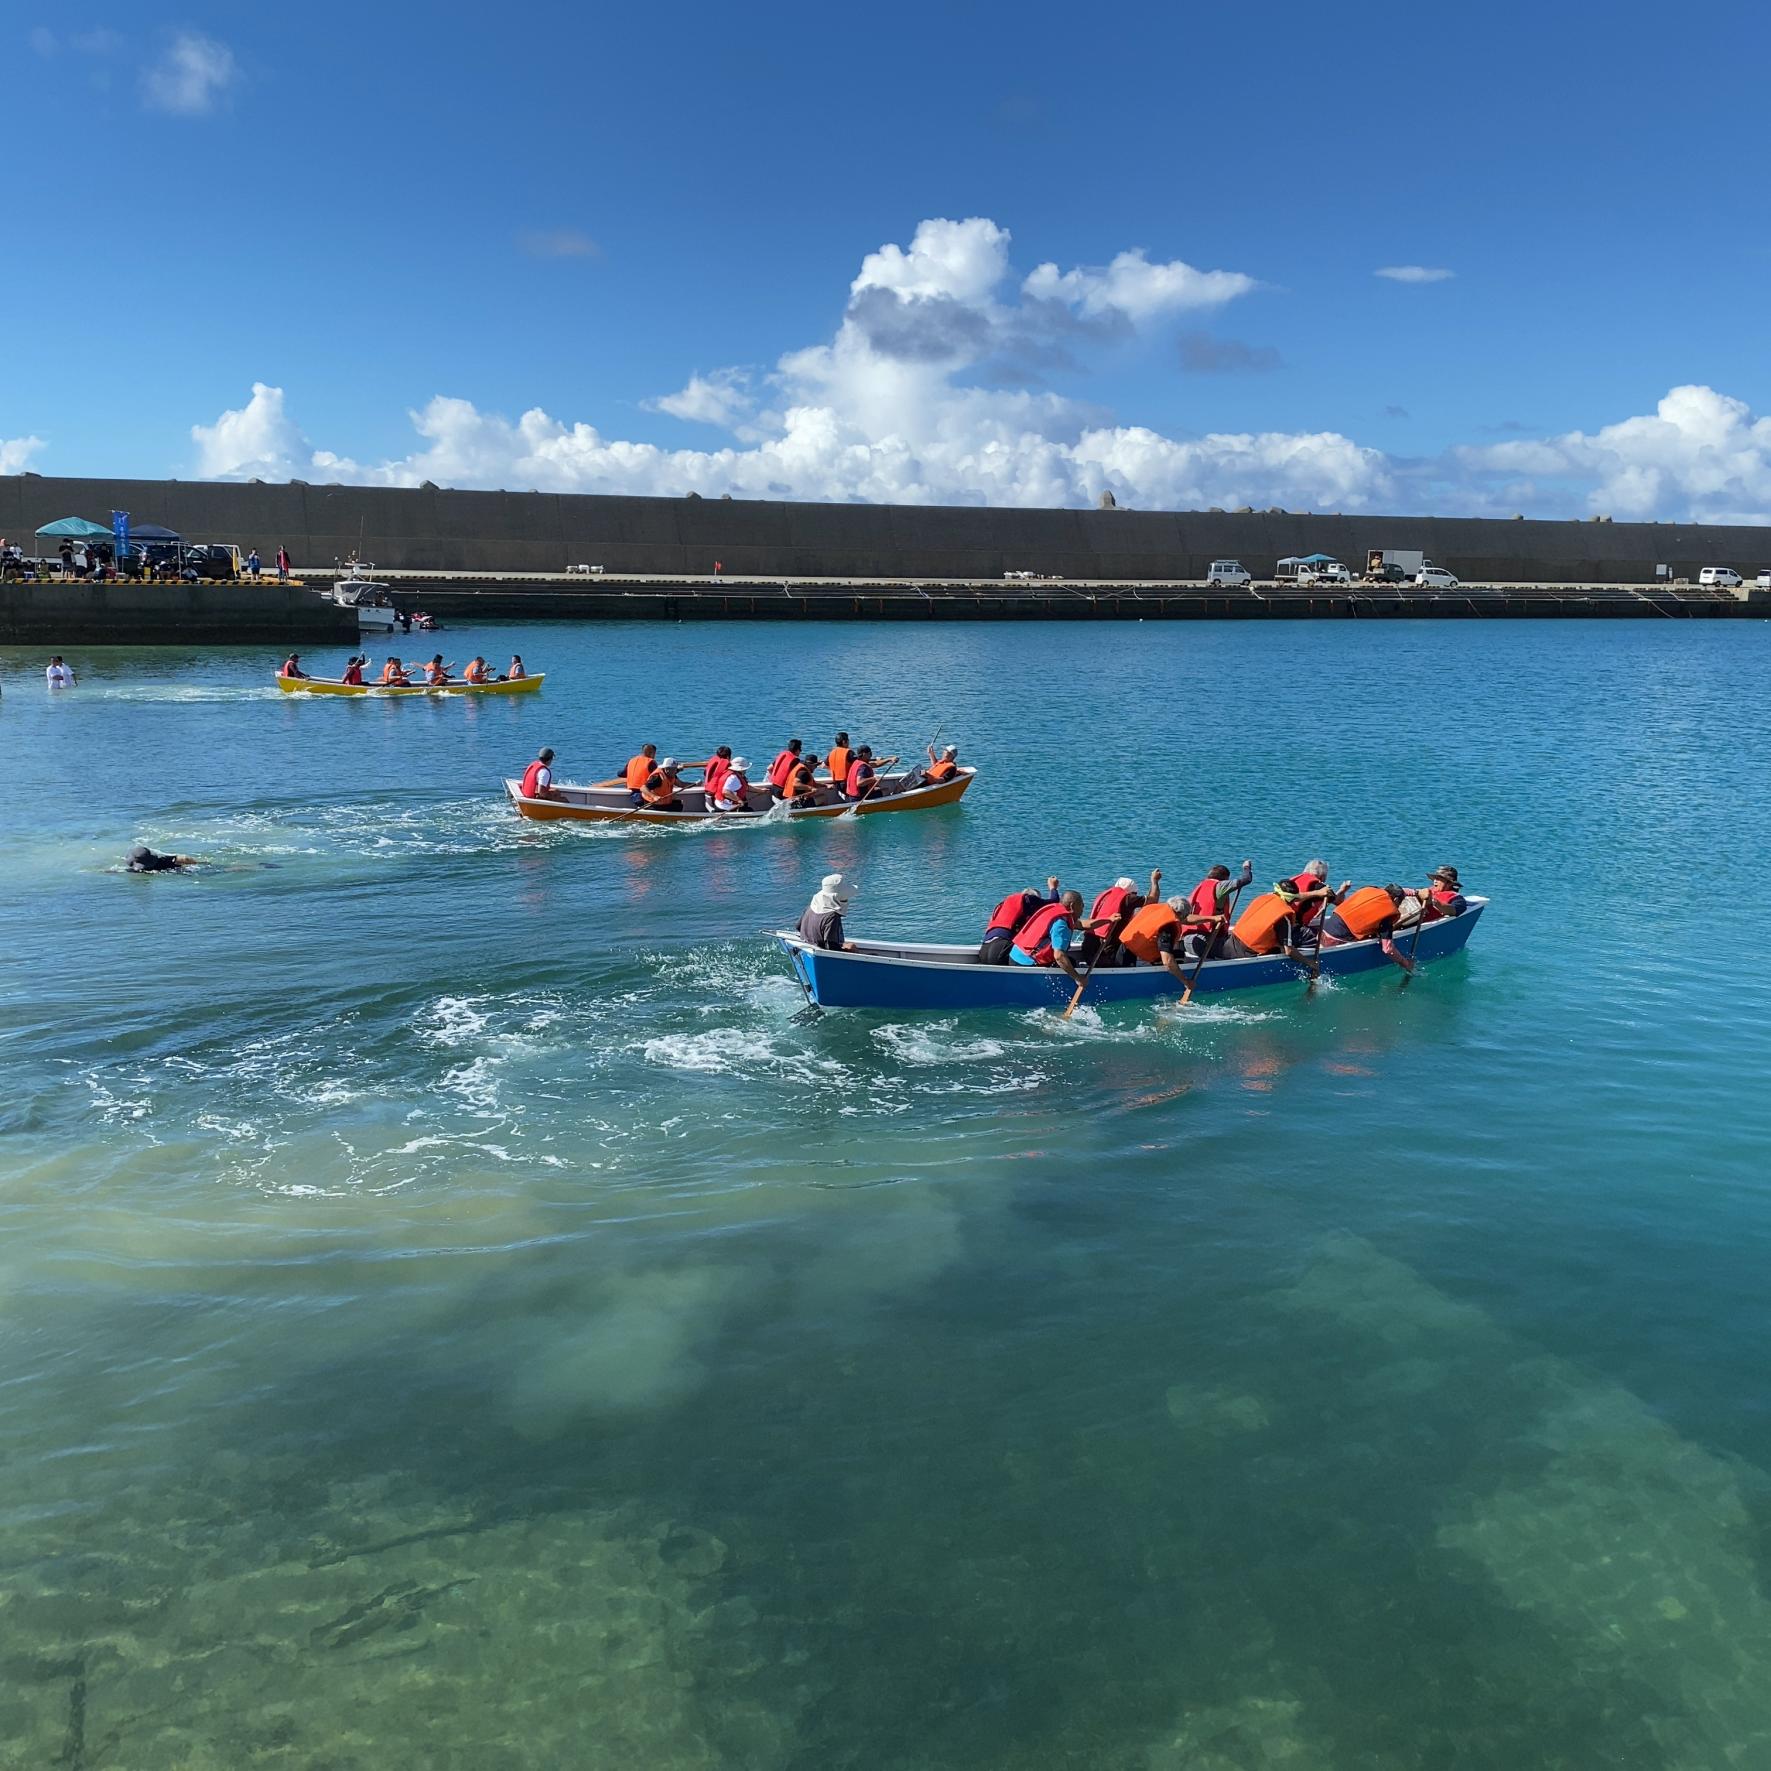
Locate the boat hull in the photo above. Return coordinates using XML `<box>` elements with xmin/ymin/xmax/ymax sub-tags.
<box><xmin>504</xmin><ymin>766</ymin><xmax>974</xmax><ymax>823</ymax></box>
<box><xmin>776</xmin><ymin>898</ymin><xmax>1486</xmax><ymax>1010</ymax></box>
<box><xmin>276</xmin><ymin>673</ymin><xmax>543</xmax><ymax>697</ymax></box>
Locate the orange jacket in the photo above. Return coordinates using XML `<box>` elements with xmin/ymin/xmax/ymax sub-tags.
<box><xmin>1232</xmin><ymin>892</ymin><xmax>1296</xmax><ymax>955</ymax></box>
<box><xmin>1119</xmin><ymin>903</ymin><xmax>1182</xmax><ymax>964</ymax></box>
<box><xmin>1335</xmin><ymin>886</ymin><xmax>1397</xmax><ymax>940</ymax></box>
<box><xmin>625</xmin><ymin>755</ymin><xmax>654</xmax><ymax>792</ymax></box>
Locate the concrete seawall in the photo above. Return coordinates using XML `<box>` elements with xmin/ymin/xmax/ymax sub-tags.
<box><xmin>7</xmin><ymin>472</ymin><xmax>1771</xmax><ymax>587</ymax></box>
<box><xmin>0</xmin><ymin>582</ymin><xmax>358</xmax><ymax>646</ymax></box>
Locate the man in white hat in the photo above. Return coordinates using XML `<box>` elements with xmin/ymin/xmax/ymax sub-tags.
<box><xmin>924</xmin><ymin>741</ymin><xmax>961</xmax><ymax>783</ymax></box>
<box><xmin>640</xmin><ymin>755</ymin><xmax>684</xmax><ymax>810</ymax></box>
<box><xmin>799</xmin><ymin>873</ymin><xmax>857</xmax><ymax>951</ymax></box>
<box><xmin>712</xmin><ymin>755</ymin><xmax>755</xmax><ymax>813</ymax></box>
<box><xmin>1083</xmin><ymin>871</ymin><xmax>1153</xmax><ymax>967</ymax></box>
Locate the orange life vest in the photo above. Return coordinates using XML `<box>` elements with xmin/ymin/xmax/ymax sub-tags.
<box><xmin>625</xmin><ymin>755</ymin><xmax>654</xmax><ymax>792</ymax></box>
<box><xmin>1335</xmin><ymin>886</ymin><xmax>1397</xmax><ymax>940</ymax></box>
<box><xmin>1011</xmin><ymin>902</ymin><xmax>1072</xmax><ymax>965</ymax></box>
<box><xmin>1120</xmin><ymin>902</ymin><xmax>1182</xmax><ymax>964</ymax></box>
<box><xmin>519</xmin><ymin>759</ymin><xmax>550</xmax><ymax>797</ymax></box>
<box><xmin>1183</xmin><ymin>877</ymin><xmax>1224</xmax><ymax>931</ymax></box>
<box><xmin>925</xmin><ymin>759</ymin><xmax>957</xmax><ymax>782</ymax></box>
<box><xmin>426</xmin><ymin>664</ymin><xmax>449</xmax><ymax>683</ymax></box>
<box><xmin>783</xmin><ymin>762</ymin><xmax>816</xmax><ymax>800</ymax></box>
<box><xmin>381</xmin><ymin>662</ymin><xmax>405</xmax><ymax>684</ymax></box>
<box><xmin>827</xmin><ymin>746</ymin><xmax>851</xmax><ymax>786</ymax></box>
<box><xmin>463</xmin><ymin>663</ymin><xmax>487</xmax><ymax>683</ymax></box>
<box><xmin>642</xmin><ymin>769</ymin><xmax>679</xmax><ymax>806</ymax></box>
<box><xmin>1232</xmin><ymin>892</ymin><xmax>1297</xmax><ymax>955</ymax></box>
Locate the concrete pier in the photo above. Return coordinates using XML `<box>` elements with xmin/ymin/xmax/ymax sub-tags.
<box><xmin>0</xmin><ymin>581</ymin><xmax>358</xmax><ymax>646</ymax></box>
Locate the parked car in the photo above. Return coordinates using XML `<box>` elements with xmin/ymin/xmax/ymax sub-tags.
<box><xmin>1757</xmin><ymin>570</ymin><xmax>1771</xmax><ymax>589</ymax></box>
<box><xmin>1206</xmin><ymin>559</ymin><xmax>1252</xmax><ymax>588</ymax></box>
<box><xmin>1298</xmin><ymin>562</ymin><xmax>1353</xmax><ymax>587</ymax></box>
<box><xmin>1699</xmin><ymin>567</ymin><xmax>1743</xmax><ymax>588</ymax></box>
<box><xmin>1415</xmin><ymin>565</ymin><xmax>1462</xmax><ymax>590</ymax></box>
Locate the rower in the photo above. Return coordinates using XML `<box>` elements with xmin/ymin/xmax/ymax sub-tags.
<box><xmin>126</xmin><ymin>843</ymin><xmax>201</xmax><ymax>873</ymax></box>
<box><xmin>1223</xmin><ymin>880</ymin><xmax>1313</xmax><ymax>962</ymax></box>
<box><xmin>1119</xmin><ymin>884</ymin><xmax>1195</xmax><ymax>984</ymax></box>
<box><xmin>799</xmin><ymin>873</ymin><xmax>857</xmax><ymax>951</ymax></box>
<box><xmin>278</xmin><ymin>652</ymin><xmax>307</xmax><ymax>679</ymax></box>
<box><xmin>1084</xmin><ymin>874</ymin><xmax>1150</xmax><ymax>967</ymax></box>
<box><xmin>507</xmin><ymin>654</ymin><xmax>527</xmax><ymax>680</ymax></box>
<box><xmin>424</xmin><ymin>654</ymin><xmax>451</xmax><ymax>684</ymax></box>
<box><xmin>924</xmin><ymin>743</ymin><xmax>960</xmax><ymax>783</ymax></box>
<box><xmin>641</xmin><ymin>757</ymin><xmax>684</xmax><ymax>810</ymax></box>
<box><xmin>1181</xmin><ymin>861</ymin><xmax>1254</xmax><ymax>958</ymax></box>
<box><xmin>1287</xmin><ymin>859</ymin><xmax>1347</xmax><ymax>937</ymax></box>
<box><xmin>701</xmin><ymin>745</ymin><xmax>733</xmax><ymax>801</ymax></box>
<box><xmin>979</xmin><ymin>877</ymin><xmax>1059</xmax><ymax>964</ymax></box>
<box><xmin>340</xmin><ymin>655</ymin><xmax>365</xmax><ymax>686</ymax></box>
<box><xmin>1320</xmin><ymin>883</ymin><xmax>1405</xmax><ymax>947</ymax></box>
<box><xmin>519</xmin><ymin>746</ymin><xmax>562</xmax><ymax>801</ymax></box>
<box><xmin>767</xmin><ymin>739</ymin><xmax>804</xmax><ymax>800</ymax></box>
<box><xmin>380</xmin><ymin>656</ymin><xmax>412</xmax><ymax>686</ymax></box>
<box><xmin>624</xmin><ymin>744</ymin><xmax>658</xmax><ymax>804</ymax></box>
<box><xmin>1009</xmin><ymin>889</ymin><xmax>1088</xmax><ymax>986</ymax></box>
<box><xmin>843</xmin><ymin>745</ymin><xmax>881</xmax><ymax>801</ymax></box>
<box><xmin>825</xmin><ymin>732</ymin><xmax>852</xmax><ymax>788</ymax></box>
<box><xmin>782</xmin><ymin>751</ymin><xmax>822</xmax><ymax>805</ymax></box>
<box><xmin>462</xmin><ymin>656</ymin><xmax>490</xmax><ymax>684</ymax></box>
<box><xmin>712</xmin><ymin>755</ymin><xmax>755</xmax><ymax>812</ymax></box>
<box><xmin>1422</xmin><ymin>865</ymin><xmax>1467</xmax><ymax>920</ymax></box>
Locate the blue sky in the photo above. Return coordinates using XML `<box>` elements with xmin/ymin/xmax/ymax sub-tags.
<box><xmin>6</xmin><ymin>0</ymin><xmax>1771</xmax><ymax>518</ymax></box>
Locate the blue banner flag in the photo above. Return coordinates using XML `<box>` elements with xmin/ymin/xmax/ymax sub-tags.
<box><xmin>112</xmin><ymin>511</ymin><xmax>130</xmax><ymax>560</ymax></box>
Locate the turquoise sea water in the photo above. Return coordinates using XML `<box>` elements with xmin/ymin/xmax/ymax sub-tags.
<box><xmin>4</xmin><ymin>618</ymin><xmax>1771</xmax><ymax>1768</ymax></box>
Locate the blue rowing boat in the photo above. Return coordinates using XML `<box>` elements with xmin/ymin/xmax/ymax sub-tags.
<box><xmin>775</xmin><ymin>897</ymin><xmax>1486</xmax><ymax>1010</ymax></box>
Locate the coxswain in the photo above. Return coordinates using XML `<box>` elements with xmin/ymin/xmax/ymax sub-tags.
<box><xmin>380</xmin><ymin>656</ymin><xmax>412</xmax><ymax>686</ymax></box>
<box><xmin>799</xmin><ymin>873</ymin><xmax>857</xmax><ymax>951</ymax></box>
<box><xmin>1009</xmin><ymin>889</ymin><xmax>1088</xmax><ymax>985</ymax></box>
<box><xmin>340</xmin><ymin>655</ymin><xmax>365</xmax><ymax>686</ymax></box>
<box><xmin>978</xmin><ymin>878</ymin><xmax>1059</xmax><ymax>964</ymax></box>
<box><xmin>767</xmin><ymin>739</ymin><xmax>805</xmax><ymax>799</ymax></box>
<box><xmin>519</xmin><ymin>746</ymin><xmax>562</xmax><ymax>801</ymax></box>
<box><xmin>462</xmin><ymin>656</ymin><xmax>489</xmax><ymax>684</ymax></box>
<box><xmin>624</xmin><ymin>743</ymin><xmax>658</xmax><ymax>804</ymax></box>
<box><xmin>782</xmin><ymin>751</ymin><xmax>823</xmax><ymax>805</ymax></box>
<box><xmin>424</xmin><ymin>654</ymin><xmax>452</xmax><ymax>684</ymax></box>
<box><xmin>1320</xmin><ymin>883</ymin><xmax>1405</xmax><ymax>947</ymax></box>
<box><xmin>924</xmin><ymin>743</ymin><xmax>961</xmax><ymax>782</ymax></box>
<box><xmin>1421</xmin><ymin>865</ymin><xmax>1467</xmax><ymax>920</ymax></box>
<box><xmin>701</xmin><ymin>745</ymin><xmax>734</xmax><ymax>800</ymax></box>
<box><xmin>712</xmin><ymin>755</ymin><xmax>755</xmax><ymax>812</ymax></box>
<box><xmin>641</xmin><ymin>757</ymin><xmax>685</xmax><ymax>810</ymax></box>
<box><xmin>1181</xmin><ymin>861</ymin><xmax>1254</xmax><ymax>958</ymax></box>
<box><xmin>125</xmin><ymin>843</ymin><xmax>201</xmax><ymax>873</ymax></box>
<box><xmin>1084</xmin><ymin>873</ymin><xmax>1151</xmax><ymax>967</ymax></box>
<box><xmin>507</xmin><ymin>654</ymin><xmax>527</xmax><ymax>680</ymax></box>
<box><xmin>278</xmin><ymin>652</ymin><xmax>307</xmax><ymax>679</ymax></box>
<box><xmin>1223</xmin><ymin>880</ymin><xmax>1314</xmax><ymax>963</ymax></box>
<box><xmin>825</xmin><ymin>732</ymin><xmax>852</xmax><ymax>788</ymax></box>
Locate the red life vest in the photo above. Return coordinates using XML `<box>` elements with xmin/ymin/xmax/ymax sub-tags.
<box><xmin>1087</xmin><ymin>885</ymin><xmax>1135</xmax><ymax>936</ymax></box>
<box><xmin>1011</xmin><ymin>901</ymin><xmax>1073</xmax><ymax>965</ymax></box>
<box><xmin>342</xmin><ymin>664</ymin><xmax>364</xmax><ymax>685</ymax></box>
<box><xmin>717</xmin><ymin>771</ymin><xmax>749</xmax><ymax>804</ymax></box>
<box><xmin>1424</xmin><ymin>884</ymin><xmax>1461</xmax><ymax>921</ymax></box>
<box><xmin>1184</xmin><ymin>877</ymin><xmax>1223</xmax><ymax>930</ymax></box>
<box><xmin>845</xmin><ymin>760</ymin><xmax>873</xmax><ymax>796</ymax></box>
<box><xmin>704</xmin><ymin>755</ymin><xmax>728</xmax><ymax>797</ymax></box>
<box><xmin>768</xmin><ymin>749</ymin><xmax>799</xmax><ymax>789</ymax></box>
<box><xmin>984</xmin><ymin>891</ymin><xmax>1037</xmax><ymax>936</ymax></box>
<box><xmin>520</xmin><ymin>759</ymin><xmax>550</xmax><ymax>797</ymax></box>
<box><xmin>1290</xmin><ymin>871</ymin><xmax>1326</xmax><ymax>925</ymax></box>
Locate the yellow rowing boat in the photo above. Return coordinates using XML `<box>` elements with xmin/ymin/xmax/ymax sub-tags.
<box><xmin>275</xmin><ymin>674</ymin><xmax>544</xmax><ymax>697</ymax></box>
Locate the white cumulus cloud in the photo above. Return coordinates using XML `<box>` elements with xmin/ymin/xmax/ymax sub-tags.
<box><xmin>1375</xmin><ymin>265</ymin><xmax>1454</xmax><ymax>284</ymax></box>
<box><xmin>143</xmin><ymin>31</ymin><xmax>237</xmax><ymax>115</ymax></box>
<box><xmin>1</xmin><ymin>434</ymin><xmax>46</xmax><ymax>474</ymax></box>
<box><xmin>191</xmin><ymin>383</ymin><xmax>304</xmax><ymax>480</ymax></box>
<box><xmin>1024</xmin><ymin>249</ymin><xmax>1258</xmax><ymax>320</ymax></box>
<box><xmin>647</xmin><ymin>369</ymin><xmax>756</xmax><ymax>429</ymax></box>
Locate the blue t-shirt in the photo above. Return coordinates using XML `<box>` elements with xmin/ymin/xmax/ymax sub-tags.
<box><xmin>1009</xmin><ymin>917</ymin><xmax>1070</xmax><ymax>965</ymax></box>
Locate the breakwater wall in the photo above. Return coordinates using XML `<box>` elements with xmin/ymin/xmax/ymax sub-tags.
<box><xmin>6</xmin><ymin>472</ymin><xmax>1770</xmax><ymax>586</ymax></box>
<box><xmin>0</xmin><ymin>581</ymin><xmax>357</xmax><ymax>647</ymax></box>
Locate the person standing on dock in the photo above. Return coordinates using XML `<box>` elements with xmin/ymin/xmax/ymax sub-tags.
<box><xmin>247</xmin><ymin>549</ymin><xmax>262</xmax><ymax>579</ymax></box>
<box><xmin>276</xmin><ymin>545</ymin><xmax>290</xmax><ymax>581</ymax></box>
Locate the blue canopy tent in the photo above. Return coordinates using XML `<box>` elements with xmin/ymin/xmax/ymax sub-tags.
<box><xmin>35</xmin><ymin>517</ymin><xmax>115</xmax><ymax>540</ymax></box>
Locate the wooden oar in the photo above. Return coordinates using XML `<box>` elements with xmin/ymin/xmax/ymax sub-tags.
<box><xmin>1396</xmin><ymin>884</ymin><xmax>1432</xmax><ymax>986</ymax></box>
<box><xmin>1060</xmin><ymin>962</ymin><xmax>1093</xmax><ymax>1020</ymax></box>
<box><xmin>1180</xmin><ymin>880</ymin><xmax>1246</xmax><ymax>1007</ymax></box>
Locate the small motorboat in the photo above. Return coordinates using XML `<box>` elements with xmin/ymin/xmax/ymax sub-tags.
<box><xmin>775</xmin><ymin>897</ymin><xmax>1486</xmax><ymax>1011</ymax></box>
<box><xmin>277</xmin><ymin>673</ymin><xmax>543</xmax><ymax>697</ymax></box>
<box><xmin>330</xmin><ymin>563</ymin><xmax>400</xmax><ymax>632</ymax></box>
<box><xmin>504</xmin><ymin>766</ymin><xmax>974</xmax><ymax>824</ymax></box>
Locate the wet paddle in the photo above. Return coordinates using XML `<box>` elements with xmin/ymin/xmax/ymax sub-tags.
<box><xmin>1060</xmin><ymin>963</ymin><xmax>1093</xmax><ymax>1020</ymax></box>
<box><xmin>1395</xmin><ymin>884</ymin><xmax>1432</xmax><ymax>986</ymax></box>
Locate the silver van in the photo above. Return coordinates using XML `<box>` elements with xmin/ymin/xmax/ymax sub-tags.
<box><xmin>1206</xmin><ymin>559</ymin><xmax>1252</xmax><ymax>588</ymax></box>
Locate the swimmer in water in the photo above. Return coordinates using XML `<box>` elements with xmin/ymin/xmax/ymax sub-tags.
<box><xmin>126</xmin><ymin>844</ymin><xmax>202</xmax><ymax>873</ymax></box>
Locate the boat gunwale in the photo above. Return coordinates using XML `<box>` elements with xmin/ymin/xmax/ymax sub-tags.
<box><xmin>501</xmin><ymin>766</ymin><xmax>974</xmax><ymax>821</ymax></box>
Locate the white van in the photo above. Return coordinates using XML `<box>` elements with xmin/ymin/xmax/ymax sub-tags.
<box><xmin>1699</xmin><ymin>567</ymin><xmax>1742</xmax><ymax>588</ymax></box>
<box><xmin>1415</xmin><ymin>565</ymin><xmax>1461</xmax><ymax>589</ymax></box>
<box><xmin>1206</xmin><ymin>559</ymin><xmax>1252</xmax><ymax>588</ymax></box>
